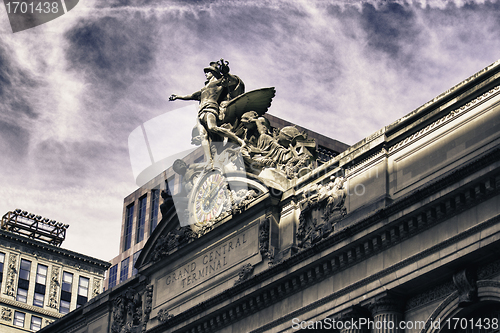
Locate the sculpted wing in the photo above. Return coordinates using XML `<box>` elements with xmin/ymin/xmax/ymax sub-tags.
<box><xmin>221</xmin><ymin>87</ymin><xmax>276</xmax><ymax>126</ymax></box>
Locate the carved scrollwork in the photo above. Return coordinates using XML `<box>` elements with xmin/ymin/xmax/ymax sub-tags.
<box><xmin>92</xmin><ymin>279</ymin><xmax>101</xmax><ymax>298</ymax></box>
<box><xmin>453</xmin><ymin>268</ymin><xmax>478</xmax><ymax>307</ymax></box>
<box><xmin>297</xmin><ymin>177</ymin><xmax>346</xmax><ymax>249</ymax></box>
<box><xmin>259</xmin><ymin>218</ymin><xmax>270</xmax><ymax>257</ymax></box>
<box><xmin>151</xmin><ymin>226</ymin><xmax>198</xmax><ymax>262</ymax></box>
<box><xmin>157</xmin><ymin>308</ymin><xmax>173</xmax><ymax>324</ymax></box>
<box><xmin>231</xmin><ymin>189</ymin><xmax>258</xmax><ymax>215</ymax></box>
<box><xmin>234</xmin><ymin>264</ymin><xmax>255</xmax><ymax>286</ymax></box>
<box><xmin>141</xmin><ymin>285</ymin><xmax>153</xmax><ymax>333</ymax></box>
<box><xmin>4</xmin><ymin>253</ymin><xmax>17</xmax><ymax>297</ymax></box>
<box><xmin>111</xmin><ymin>286</ymin><xmax>148</xmax><ymax>333</ymax></box>
<box><xmin>1</xmin><ymin>307</ymin><xmax>12</xmax><ymax>322</ymax></box>
<box><xmin>48</xmin><ymin>267</ymin><xmax>60</xmax><ymax>309</ymax></box>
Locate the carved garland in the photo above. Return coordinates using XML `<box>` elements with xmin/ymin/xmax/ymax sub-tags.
<box><xmin>48</xmin><ymin>267</ymin><xmax>60</xmax><ymax>309</ymax></box>
<box><xmin>297</xmin><ymin>177</ymin><xmax>346</xmax><ymax>249</ymax></box>
<box><xmin>4</xmin><ymin>253</ymin><xmax>17</xmax><ymax>297</ymax></box>
<box><xmin>157</xmin><ymin>308</ymin><xmax>173</xmax><ymax>324</ymax></box>
<box><xmin>111</xmin><ymin>285</ymin><xmax>154</xmax><ymax>333</ymax></box>
<box><xmin>142</xmin><ymin>285</ymin><xmax>153</xmax><ymax>333</ymax></box>
<box><xmin>151</xmin><ymin>226</ymin><xmax>198</xmax><ymax>263</ymax></box>
<box><xmin>1</xmin><ymin>307</ymin><xmax>12</xmax><ymax>322</ymax></box>
<box><xmin>92</xmin><ymin>279</ymin><xmax>101</xmax><ymax>298</ymax></box>
<box><xmin>234</xmin><ymin>264</ymin><xmax>255</xmax><ymax>286</ymax></box>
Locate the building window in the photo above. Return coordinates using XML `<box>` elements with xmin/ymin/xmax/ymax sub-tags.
<box><xmin>77</xmin><ymin>276</ymin><xmax>89</xmax><ymax>308</ymax></box>
<box><xmin>60</xmin><ymin>271</ymin><xmax>73</xmax><ymax>314</ymax></box>
<box><xmin>132</xmin><ymin>250</ymin><xmax>142</xmax><ymax>276</ymax></box>
<box><xmin>166</xmin><ymin>176</ymin><xmax>176</xmax><ymax>196</ymax></box>
<box><xmin>19</xmin><ymin>259</ymin><xmax>31</xmax><ymax>280</ymax></box>
<box><xmin>136</xmin><ymin>196</ymin><xmax>147</xmax><ymax>244</ymax></box>
<box><xmin>17</xmin><ymin>259</ymin><xmax>31</xmax><ymax>303</ymax></box>
<box><xmin>59</xmin><ymin>299</ymin><xmax>70</xmax><ymax>314</ymax></box>
<box><xmin>120</xmin><ymin>257</ymin><xmax>129</xmax><ymax>283</ymax></box>
<box><xmin>33</xmin><ymin>264</ymin><xmax>47</xmax><ymax>308</ymax></box>
<box><xmin>124</xmin><ymin>204</ymin><xmax>134</xmax><ymax>251</ymax></box>
<box><xmin>150</xmin><ymin>189</ymin><xmax>160</xmax><ymax>234</ymax></box>
<box><xmin>16</xmin><ymin>288</ymin><xmax>28</xmax><ymax>303</ymax></box>
<box><xmin>0</xmin><ymin>252</ymin><xmax>4</xmax><ymax>284</ymax></box>
<box><xmin>30</xmin><ymin>315</ymin><xmax>42</xmax><ymax>331</ymax></box>
<box><xmin>13</xmin><ymin>311</ymin><xmax>25</xmax><ymax>327</ymax></box>
<box><xmin>108</xmin><ymin>265</ymin><xmax>118</xmax><ymax>289</ymax></box>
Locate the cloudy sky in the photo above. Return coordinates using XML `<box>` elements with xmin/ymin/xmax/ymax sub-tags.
<box><xmin>1</xmin><ymin>0</ymin><xmax>500</xmax><ymax>261</ymax></box>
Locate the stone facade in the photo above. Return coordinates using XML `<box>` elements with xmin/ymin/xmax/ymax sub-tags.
<box><xmin>41</xmin><ymin>59</ymin><xmax>500</xmax><ymax>333</ymax></box>
<box><xmin>0</xmin><ymin>228</ymin><xmax>110</xmax><ymax>332</ymax></box>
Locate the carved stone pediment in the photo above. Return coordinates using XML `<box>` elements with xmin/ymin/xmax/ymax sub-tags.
<box><xmin>151</xmin><ymin>226</ymin><xmax>198</xmax><ymax>263</ymax></box>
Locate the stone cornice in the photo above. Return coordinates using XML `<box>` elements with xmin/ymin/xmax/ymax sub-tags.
<box><xmin>388</xmin><ymin>85</ymin><xmax>500</xmax><ymax>155</ymax></box>
<box><xmin>0</xmin><ymin>229</ymin><xmax>111</xmax><ymax>270</ymax></box>
<box><xmin>0</xmin><ymin>296</ymin><xmax>63</xmax><ymax>319</ymax></box>
<box><xmin>147</xmin><ymin>148</ymin><xmax>500</xmax><ymax>333</ymax></box>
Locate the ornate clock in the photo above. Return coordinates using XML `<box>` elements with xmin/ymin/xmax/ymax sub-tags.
<box><xmin>193</xmin><ymin>171</ymin><xmax>230</xmax><ymax>224</ymax></box>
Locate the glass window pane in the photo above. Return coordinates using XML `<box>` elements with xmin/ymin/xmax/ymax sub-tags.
<box><xmin>78</xmin><ymin>277</ymin><xmax>89</xmax><ymax>297</ymax></box>
<box><xmin>62</xmin><ymin>272</ymin><xmax>73</xmax><ymax>292</ymax></box>
<box><xmin>59</xmin><ymin>299</ymin><xmax>70</xmax><ymax>314</ymax></box>
<box><xmin>36</xmin><ymin>264</ymin><xmax>48</xmax><ymax>285</ymax></box>
<box><xmin>150</xmin><ymin>189</ymin><xmax>159</xmax><ymax>234</ymax></box>
<box><xmin>0</xmin><ymin>252</ymin><xmax>4</xmax><ymax>274</ymax></box>
<box><xmin>136</xmin><ymin>196</ymin><xmax>147</xmax><ymax>244</ymax></box>
<box><xmin>30</xmin><ymin>316</ymin><xmax>42</xmax><ymax>331</ymax></box>
<box><xmin>108</xmin><ymin>265</ymin><xmax>118</xmax><ymax>289</ymax></box>
<box><xmin>19</xmin><ymin>259</ymin><xmax>31</xmax><ymax>280</ymax></box>
<box><xmin>33</xmin><ymin>293</ymin><xmax>44</xmax><ymax>307</ymax></box>
<box><xmin>16</xmin><ymin>288</ymin><xmax>27</xmax><ymax>303</ymax></box>
<box><xmin>14</xmin><ymin>311</ymin><xmax>25</xmax><ymax>327</ymax></box>
<box><xmin>124</xmin><ymin>204</ymin><xmax>134</xmax><ymax>251</ymax></box>
<box><xmin>120</xmin><ymin>257</ymin><xmax>129</xmax><ymax>283</ymax></box>
<box><xmin>132</xmin><ymin>250</ymin><xmax>142</xmax><ymax>276</ymax></box>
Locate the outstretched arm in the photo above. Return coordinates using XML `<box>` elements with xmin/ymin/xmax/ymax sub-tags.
<box><xmin>169</xmin><ymin>90</ymin><xmax>201</xmax><ymax>101</ymax></box>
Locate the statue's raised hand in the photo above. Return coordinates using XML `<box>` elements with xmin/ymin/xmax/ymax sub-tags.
<box><xmin>169</xmin><ymin>94</ymin><xmax>178</xmax><ymax>101</ymax></box>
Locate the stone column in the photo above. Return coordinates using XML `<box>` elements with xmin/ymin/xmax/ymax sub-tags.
<box><xmin>369</xmin><ymin>297</ymin><xmax>404</xmax><ymax>333</ymax></box>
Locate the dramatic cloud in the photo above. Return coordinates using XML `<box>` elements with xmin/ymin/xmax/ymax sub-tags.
<box><xmin>1</xmin><ymin>0</ymin><xmax>500</xmax><ymax>260</ymax></box>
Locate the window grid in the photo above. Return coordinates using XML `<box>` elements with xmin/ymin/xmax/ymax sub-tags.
<box><xmin>150</xmin><ymin>189</ymin><xmax>160</xmax><ymax>234</ymax></box>
<box><xmin>132</xmin><ymin>250</ymin><xmax>142</xmax><ymax>276</ymax></box>
<box><xmin>19</xmin><ymin>259</ymin><xmax>31</xmax><ymax>280</ymax></box>
<box><xmin>16</xmin><ymin>288</ymin><xmax>28</xmax><ymax>303</ymax></box>
<box><xmin>77</xmin><ymin>276</ymin><xmax>89</xmax><ymax>308</ymax></box>
<box><xmin>0</xmin><ymin>252</ymin><xmax>4</xmax><ymax>284</ymax></box>
<box><xmin>124</xmin><ymin>204</ymin><xmax>134</xmax><ymax>251</ymax></box>
<box><xmin>30</xmin><ymin>315</ymin><xmax>42</xmax><ymax>331</ymax></box>
<box><xmin>34</xmin><ymin>264</ymin><xmax>48</xmax><ymax>307</ymax></box>
<box><xmin>59</xmin><ymin>300</ymin><xmax>70</xmax><ymax>314</ymax></box>
<box><xmin>36</xmin><ymin>264</ymin><xmax>48</xmax><ymax>285</ymax></box>
<box><xmin>17</xmin><ymin>259</ymin><xmax>31</xmax><ymax>303</ymax></box>
<box><xmin>62</xmin><ymin>271</ymin><xmax>73</xmax><ymax>293</ymax></box>
<box><xmin>108</xmin><ymin>265</ymin><xmax>118</xmax><ymax>289</ymax></box>
<box><xmin>13</xmin><ymin>311</ymin><xmax>25</xmax><ymax>327</ymax></box>
<box><xmin>120</xmin><ymin>257</ymin><xmax>130</xmax><ymax>283</ymax></box>
<box><xmin>60</xmin><ymin>271</ymin><xmax>73</xmax><ymax>314</ymax></box>
<box><xmin>33</xmin><ymin>293</ymin><xmax>44</xmax><ymax>308</ymax></box>
<box><xmin>136</xmin><ymin>196</ymin><xmax>147</xmax><ymax>244</ymax></box>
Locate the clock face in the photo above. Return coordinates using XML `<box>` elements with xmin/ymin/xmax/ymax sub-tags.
<box><xmin>193</xmin><ymin>171</ymin><xmax>229</xmax><ymax>224</ymax></box>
